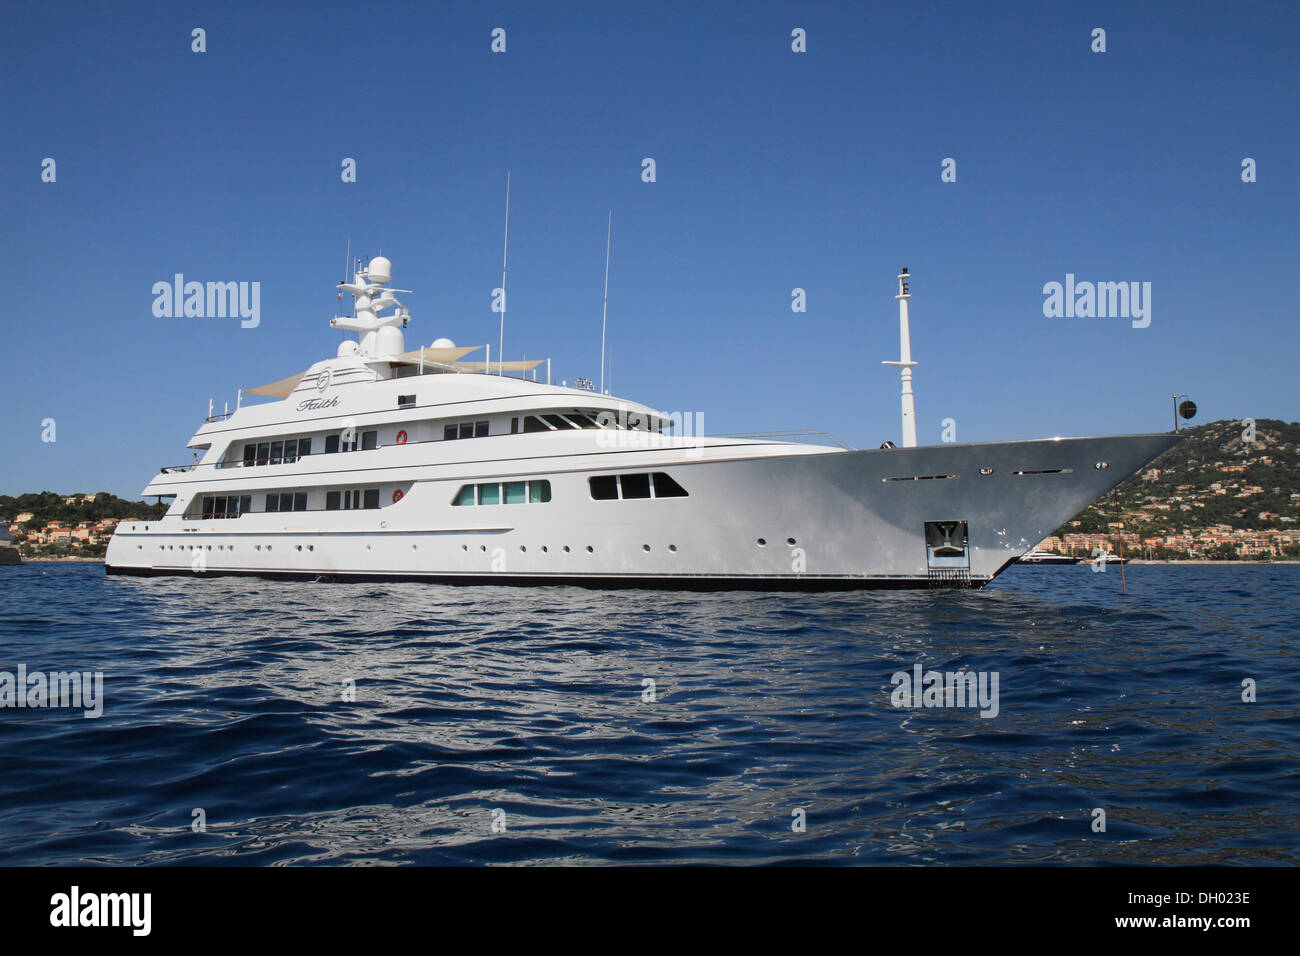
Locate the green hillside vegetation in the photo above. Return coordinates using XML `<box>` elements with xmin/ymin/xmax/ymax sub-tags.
<box><xmin>1055</xmin><ymin>418</ymin><xmax>1300</xmax><ymax>558</ymax></box>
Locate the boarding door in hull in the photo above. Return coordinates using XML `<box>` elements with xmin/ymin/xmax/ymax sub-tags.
<box><xmin>924</xmin><ymin>520</ymin><xmax>971</xmax><ymax>588</ymax></box>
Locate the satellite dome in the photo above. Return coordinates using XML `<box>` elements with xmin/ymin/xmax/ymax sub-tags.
<box><xmin>367</xmin><ymin>256</ymin><xmax>392</xmax><ymax>284</ymax></box>
<box><xmin>337</xmin><ymin>340</ymin><xmax>359</xmax><ymax>358</ymax></box>
<box><xmin>431</xmin><ymin>337</ymin><xmax>456</xmax><ymax>349</ymax></box>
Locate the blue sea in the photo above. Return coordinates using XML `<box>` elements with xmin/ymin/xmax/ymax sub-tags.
<box><xmin>0</xmin><ymin>562</ymin><xmax>1296</xmax><ymax>865</ymax></box>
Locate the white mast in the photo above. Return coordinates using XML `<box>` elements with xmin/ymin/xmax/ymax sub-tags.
<box><xmin>881</xmin><ymin>267</ymin><xmax>918</xmax><ymax>448</ymax></box>
<box><xmin>600</xmin><ymin>210</ymin><xmax>612</xmax><ymax>394</ymax></box>
<box><xmin>499</xmin><ymin>172</ymin><xmax>510</xmax><ymax>376</ymax></box>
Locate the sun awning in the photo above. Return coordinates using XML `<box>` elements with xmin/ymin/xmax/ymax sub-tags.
<box><xmin>391</xmin><ymin>345</ymin><xmax>481</xmax><ymax>366</ymax></box>
<box><xmin>451</xmin><ymin>360</ymin><xmax>545</xmax><ymax>372</ymax></box>
<box><xmin>245</xmin><ymin>370</ymin><xmax>309</xmax><ymax>398</ymax></box>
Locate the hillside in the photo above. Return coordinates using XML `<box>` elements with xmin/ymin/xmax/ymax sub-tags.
<box><xmin>1050</xmin><ymin>418</ymin><xmax>1300</xmax><ymax>558</ymax></box>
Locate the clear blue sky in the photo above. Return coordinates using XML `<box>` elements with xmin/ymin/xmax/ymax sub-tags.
<box><xmin>3</xmin><ymin>0</ymin><xmax>1296</xmax><ymax>500</ymax></box>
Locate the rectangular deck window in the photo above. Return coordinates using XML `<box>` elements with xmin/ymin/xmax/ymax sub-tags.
<box><xmin>589</xmin><ymin>475</ymin><xmax>618</xmax><ymax>500</ymax></box>
<box><xmin>504</xmin><ymin>481</ymin><xmax>527</xmax><ymax>504</ymax></box>
<box><xmin>620</xmin><ymin>473</ymin><xmax>651</xmax><ymax>499</ymax></box>
<box><xmin>478</xmin><ymin>483</ymin><xmax>500</xmax><ymax>505</ymax></box>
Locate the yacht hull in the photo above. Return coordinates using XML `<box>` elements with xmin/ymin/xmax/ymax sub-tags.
<box><xmin>105</xmin><ymin>432</ymin><xmax>1178</xmax><ymax>590</ymax></box>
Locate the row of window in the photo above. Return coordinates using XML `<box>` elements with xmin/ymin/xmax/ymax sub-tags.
<box><xmin>201</xmin><ymin>495</ymin><xmax>253</xmax><ymax>518</ymax></box>
<box><xmin>452</xmin><ymin>480</ymin><xmax>552</xmax><ymax>506</ymax></box>
<box><xmin>326</xmin><ymin>489</ymin><xmax>380</xmax><ymax>510</ymax></box>
<box><xmin>514</xmin><ymin>413</ymin><xmax>604</xmax><ymax>433</ymax></box>
<box><xmin>240</xmin><ymin>430</ymin><xmax>380</xmax><ymax>467</ymax></box>
<box><xmin>243</xmin><ymin>437</ymin><xmax>312</xmax><ymax>467</ymax></box>
<box><xmin>589</xmin><ymin>472</ymin><xmax>688</xmax><ymax>500</ymax></box>
<box><xmin>234</xmin><ymin>408</ymin><xmax>661</xmax><ymax>465</ymax></box>
<box><xmin>266</xmin><ymin>493</ymin><xmax>309</xmax><ymax>513</ymax></box>
<box><xmin>444</xmin><ymin>420</ymin><xmax>489</xmax><ymax>441</ymax></box>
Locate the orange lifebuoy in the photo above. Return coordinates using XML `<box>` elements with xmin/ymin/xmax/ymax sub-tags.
<box><xmin>395</xmin><ymin>430</ymin><xmax>408</xmax><ymax>445</ymax></box>
<box><xmin>392</xmin><ymin>489</ymin><xmax>404</xmax><ymax>503</ymax></box>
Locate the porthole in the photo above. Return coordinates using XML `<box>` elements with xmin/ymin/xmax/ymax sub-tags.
<box><xmin>541</xmin><ymin>546</ymin><xmax>548</xmax><ymax>553</ymax></box>
<box><xmin>786</xmin><ymin>537</ymin><xmax>796</xmax><ymax>546</ymax></box>
<box><xmin>461</xmin><ymin>544</ymin><xmax>468</xmax><ymax>552</ymax></box>
<box><xmin>308</xmin><ymin>545</ymin><xmax>314</xmax><ymax>552</ymax></box>
<box><xmin>980</xmin><ymin>467</ymin><xmax>993</xmax><ymax>476</ymax></box>
<box><xmin>520</xmin><ymin>545</ymin><xmax>527</xmax><ymax>552</ymax></box>
<box><xmin>668</xmin><ymin>544</ymin><xmax>677</xmax><ymax>552</ymax></box>
<box><xmin>296</xmin><ymin>545</ymin><xmax>302</xmax><ymax>551</ymax></box>
<box><xmin>757</xmin><ymin>538</ymin><xmax>767</xmax><ymax>547</ymax></box>
<box><xmin>412</xmin><ymin>544</ymin><xmax>418</xmax><ymax>551</ymax></box>
<box><xmin>267</xmin><ymin>546</ymin><xmax>272</xmax><ymax>552</ymax></box>
<box><xmin>480</xmin><ymin>545</ymin><xmax>487</xmax><ymax>552</ymax></box>
<box><xmin>563</xmin><ymin>546</ymin><xmax>571</xmax><ymax>553</ymax></box>
<box><xmin>586</xmin><ymin>546</ymin><xmax>594</xmax><ymax>553</ymax></box>
<box><xmin>207</xmin><ymin>545</ymin><xmax>212</xmax><ymax>550</ymax></box>
<box><xmin>137</xmin><ymin>545</ymin><xmax>142</xmax><ymax>550</ymax></box>
<box><xmin>1095</xmin><ymin>461</ymin><xmax>1109</xmax><ymax>470</ymax></box>
<box><xmin>642</xmin><ymin>544</ymin><xmax>651</xmax><ymax>552</ymax></box>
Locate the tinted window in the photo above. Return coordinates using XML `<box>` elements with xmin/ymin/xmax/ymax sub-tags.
<box><xmin>298</xmin><ymin>437</ymin><xmax>311</xmax><ymax>456</ymax></box>
<box><xmin>529</xmin><ymin>480</ymin><xmax>552</xmax><ymax>503</ymax></box>
<box><xmin>266</xmin><ymin>494</ymin><xmax>279</xmax><ymax>513</ymax></box>
<box><xmin>325</xmin><ymin>434</ymin><xmax>340</xmax><ymax>454</ymax></box>
<box><xmin>203</xmin><ymin>497</ymin><xmax>215</xmax><ymax>517</ymax></box>
<box><xmin>257</xmin><ymin>442</ymin><xmax>270</xmax><ymax>465</ymax></box>
<box><xmin>243</xmin><ymin>445</ymin><xmax>257</xmax><ymax>465</ymax></box>
<box><xmin>621</xmin><ymin>473</ymin><xmax>651</xmax><ymax>499</ymax></box>
<box><xmin>568</xmin><ymin>413</ymin><xmax>599</xmax><ymax>428</ymax></box>
<box><xmin>504</xmin><ymin>481</ymin><xmax>526</xmax><ymax>504</ymax></box>
<box><xmin>294</xmin><ymin>493</ymin><xmax>307</xmax><ymax>511</ymax></box>
<box><xmin>363</xmin><ymin>489</ymin><xmax>379</xmax><ymax>509</ymax></box>
<box><xmin>652</xmin><ymin>473</ymin><xmax>688</xmax><ymax>497</ymax></box>
<box><xmin>474</xmin><ymin>421</ymin><xmax>489</xmax><ymax>438</ymax></box>
<box><xmin>478</xmin><ymin>483</ymin><xmax>500</xmax><ymax>505</ymax></box>
<box><xmin>326</xmin><ymin>491</ymin><xmax>341</xmax><ymax>511</ymax></box>
<box><xmin>543</xmin><ymin>414</ymin><xmax>576</xmax><ymax>430</ymax></box>
<box><xmin>398</xmin><ymin>394</ymin><xmax>415</xmax><ymax>408</ymax></box>
<box><xmin>362</xmin><ymin>431</ymin><xmax>377</xmax><ymax>451</ymax></box>
<box><xmin>270</xmin><ymin>441</ymin><xmax>284</xmax><ymax>465</ymax></box>
<box><xmin>239</xmin><ymin>496</ymin><xmax>252</xmax><ymax>514</ymax></box>
<box><xmin>589</xmin><ymin>476</ymin><xmax>618</xmax><ymax>500</ymax></box>
<box><xmin>280</xmin><ymin>494</ymin><xmax>293</xmax><ymax>512</ymax></box>
<box><xmin>453</xmin><ymin>485</ymin><xmax>475</xmax><ymax>506</ymax></box>
<box><xmin>523</xmin><ymin>416</ymin><xmax>549</xmax><ymax>433</ymax></box>
<box><xmin>283</xmin><ymin>439</ymin><xmax>298</xmax><ymax>463</ymax></box>
<box><xmin>444</xmin><ymin>424</ymin><xmax>458</xmax><ymax>441</ymax></box>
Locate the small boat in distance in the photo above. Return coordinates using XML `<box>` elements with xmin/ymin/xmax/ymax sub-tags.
<box><xmin>1017</xmin><ymin>549</ymin><xmax>1080</xmax><ymax>565</ymax></box>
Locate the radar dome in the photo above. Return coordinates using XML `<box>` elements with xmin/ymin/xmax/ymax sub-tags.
<box><xmin>431</xmin><ymin>337</ymin><xmax>456</xmax><ymax>348</ymax></box>
<box><xmin>367</xmin><ymin>256</ymin><xmax>392</xmax><ymax>284</ymax></box>
<box><xmin>337</xmin><ymin>340</ymin><xmax>359</xmax><ymax>357</ymax></box>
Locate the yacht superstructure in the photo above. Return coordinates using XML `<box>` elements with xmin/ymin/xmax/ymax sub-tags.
<box><xmin>106</xmin><ymin>257</ymin><xmax>1180</xmax><ymax>588</ymax></box>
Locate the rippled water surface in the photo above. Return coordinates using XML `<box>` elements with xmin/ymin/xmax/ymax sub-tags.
<box><xmin>0</xmin><ymin>562</ymin><xmax>1296</xmax><ymax>865</ymax></box>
